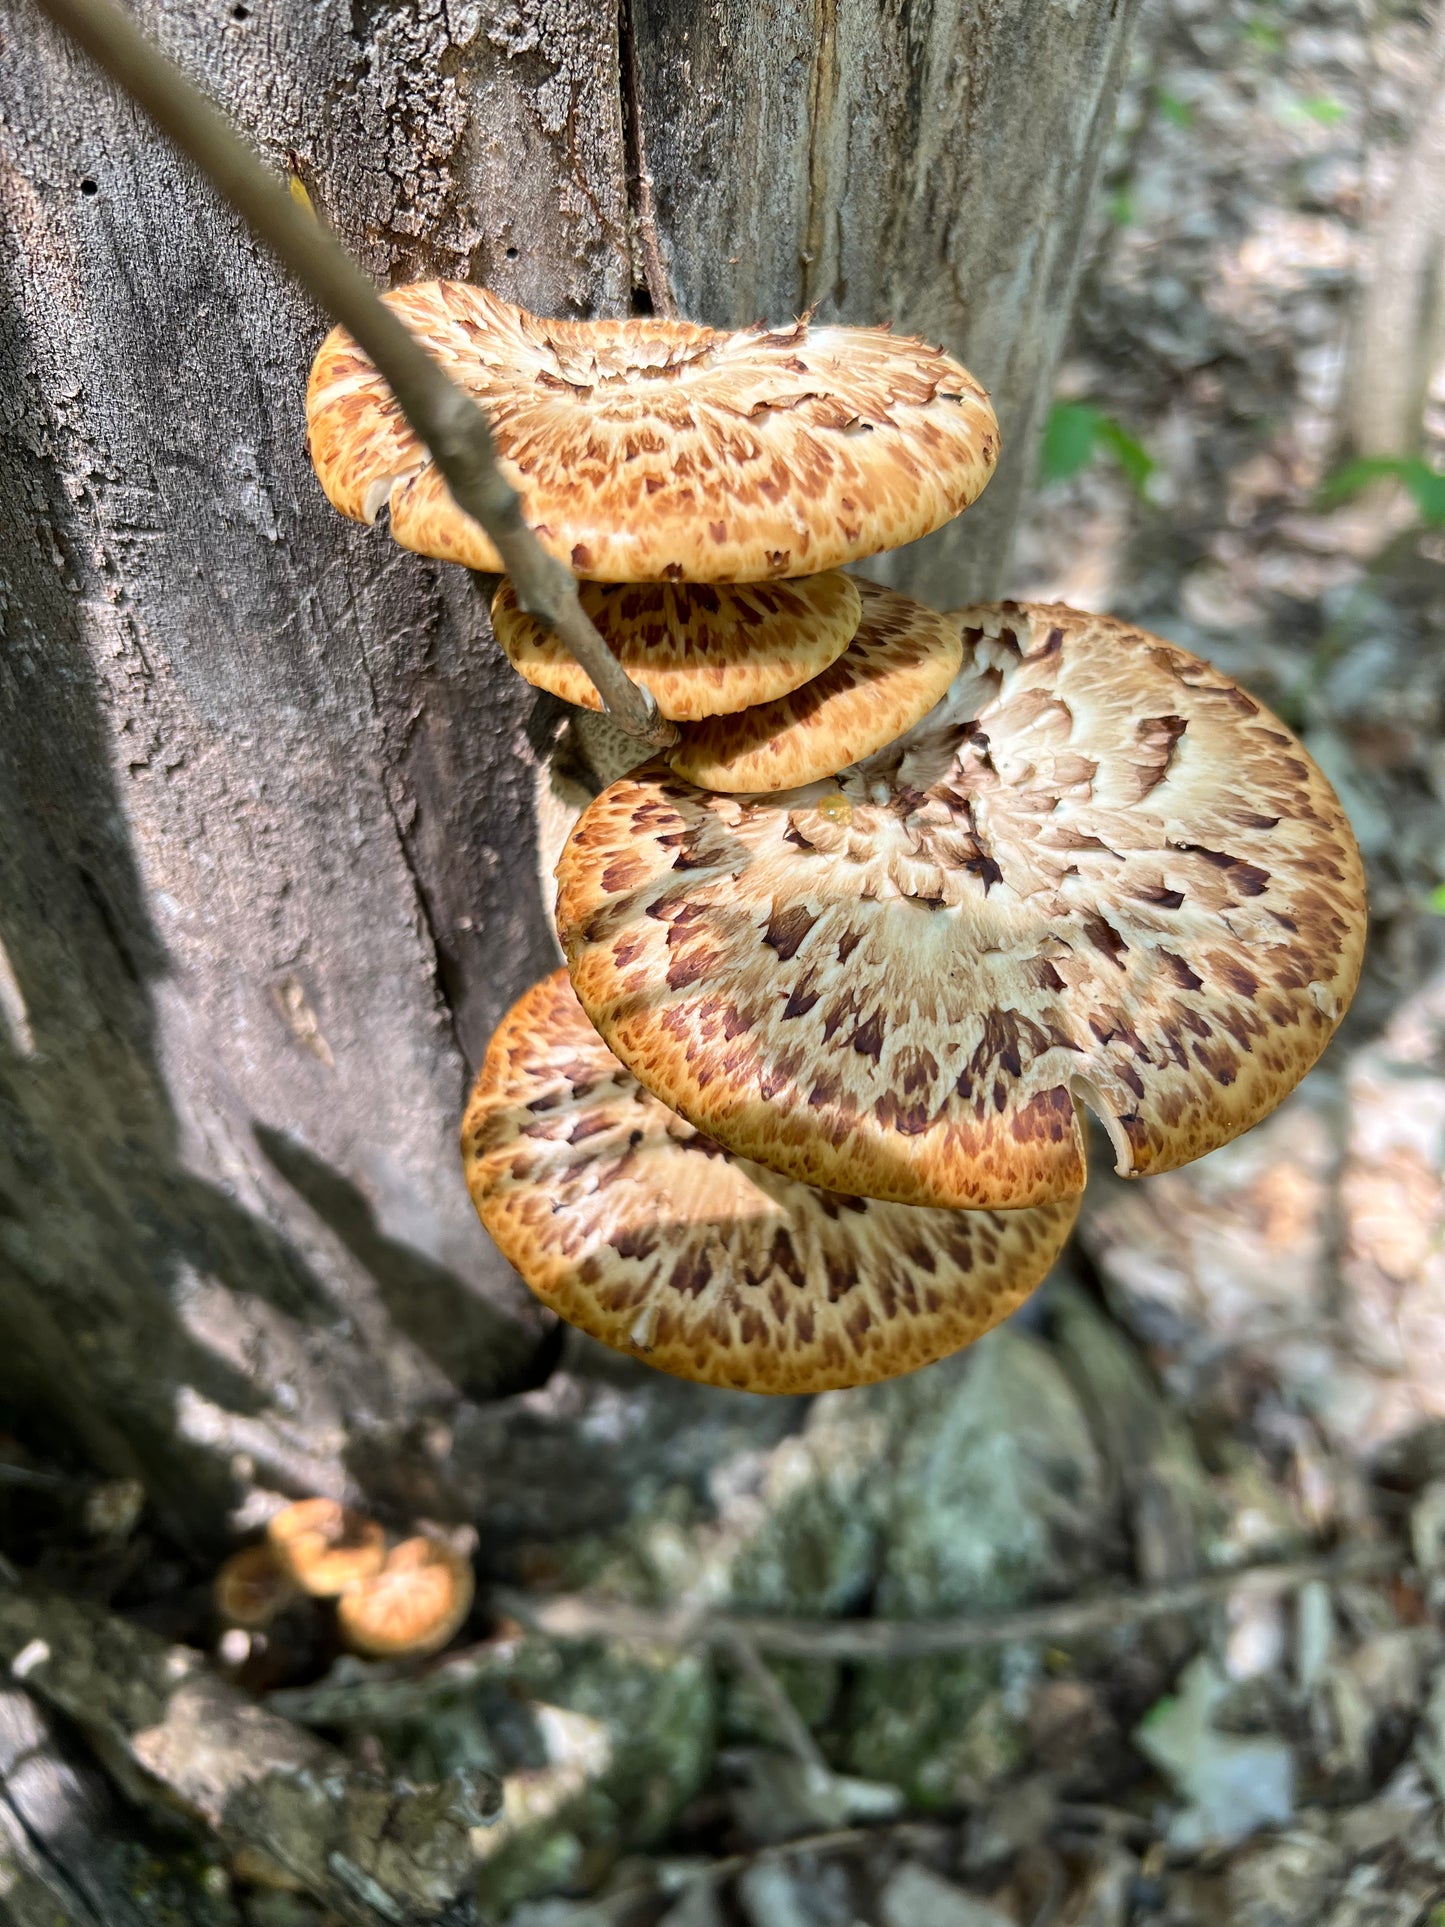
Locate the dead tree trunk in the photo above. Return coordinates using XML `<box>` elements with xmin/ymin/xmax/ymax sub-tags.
<box><xmin>0</xmin><ymin>0</ymin><xmax>1143</xmax><ymax>1549</ymax></box>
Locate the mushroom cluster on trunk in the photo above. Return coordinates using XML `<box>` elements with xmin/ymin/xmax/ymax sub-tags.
<box><xmin>305</xmin><ymin>292</ymin><xmax>1368</xmax><ymax>1394</ymax></box>
<box><xmin>306</xmin><ymin>284</ymin><xmax>995</xmax><ymax>791</ymax></box>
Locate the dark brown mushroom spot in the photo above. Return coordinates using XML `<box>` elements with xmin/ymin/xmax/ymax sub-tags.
<box><xmin>1157</xmin><ymin>949</ymin><xmax>1204</xmax><ymax>992</ymax></box>
<box><xmin>1082</xmin><ymin>914</ymin><xmax>1130</xmax><ymax>968</ymax></box>
<box><xmin>852</xmin><ymin>1010</ymin><xmax>886</xmax><ymax>1060</ymax></box>
<box><xmin>763</xmin><ymin>904</ymin><xmax>819</xmax><ymax>960</ymax></box>
<box><xmin>783</xmin><ymin>982</ymin><xmax>821</xmax><ymax>1020</ymax></box>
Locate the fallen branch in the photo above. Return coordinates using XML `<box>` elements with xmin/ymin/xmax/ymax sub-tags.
<box><xmin>31</xmin><ymin>0</ymin><xmax>677</xmax><ymax>750</ymax></box>
<box><xmin>492</xmin><ymin>1541</ymin><xmax>1400</xmax><ymax>1662</ymax></box>
<box><xmin>713</xmin><ymin>1623</ymin><xmax>829</xmax><ymax>1773</ymax></box>
<box><xmin>266</xmin><ymin>1542</ymin><xmax>1402</xmax><ymax>1734</ymax></box>
<box><xmin>0</xmin><ymin>1579</ymin><xmax>500</xmax><ymax>1926</ymax></box>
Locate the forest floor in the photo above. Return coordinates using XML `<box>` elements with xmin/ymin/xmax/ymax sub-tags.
<box><xmin>6</xmin><ymin>0</ymin><xmax>1445</xmax><ymax>1923</ymax></box>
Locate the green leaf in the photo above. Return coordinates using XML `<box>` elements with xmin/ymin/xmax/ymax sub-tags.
<box><xmin>1427</xmin><ymin>884</ymin><xmax>1445</xmax><ymax>917</ymax></box>
<box><xmin>1041</xmin><ymin>403</ymin><xmax>1102</xmax><ymax>483</ymax></box>
<box><xmin>1157</xmin><ymin>88</ymin><xmax>1194</xmax><ymax>128</ymax></box>
<box><xmin>1097</xmin><ymin>419</ymin><xmax>1157</xmax><ymax>496</ymax></box>
<box><xmin>1298</xmin><ymin>94</ymin><xmax>1347</xmax><ymax>125</ymax></box>
<box><xmin>1244</xmin><ymin>20</ymin><xmax>1285</xmax><ymax>52</ymax></box>
<box><xmin>1318</xmin><ymin>455</ymin><xmax>1445</xmax><ymax>524</ymax></box>
<box><xmin>1107</xmin><ymin>187</ymin><xmax>1135</xmax><ymax>228</ymax></box>
<box><xmin>1042</xmin><ymin>404</ymin><xmax>1157</xmax><ymax>497</ymax></box>
<box><xmin>1317</xmin><ymin>456</ymin><xmax>1414</xmax><ymax>506</ymax></box>
<box><xmin>1402</xmin><ymin>462</ymin><xmax>1445</xmax><ymax>528</ymax></box>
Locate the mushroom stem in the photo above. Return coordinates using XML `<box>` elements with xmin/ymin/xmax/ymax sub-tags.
<box><xmin>32</xmin><ymin>0</ymin><xmax>678</xmax><ymax>750</ymax></box>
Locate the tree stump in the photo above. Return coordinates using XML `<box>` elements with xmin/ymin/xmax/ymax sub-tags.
<box><xmin>0</xmin><ymin>0</ymin><xmax>1143</xmax><ymax>1547</ymax></box>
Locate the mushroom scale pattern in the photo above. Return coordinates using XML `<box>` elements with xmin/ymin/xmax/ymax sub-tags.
<box><xmin>490</xmin><ymin>572</ymin><xmax>863</xmax><ymax>721</ymax></box>
<box><xmin>665</xmin><ymin>580</ymin><xmax>963</xmax><ymax>793</ymax></box>
<box><xmin>306</xmin><ymin>283</ymin><xmax>999</xmax><ymax>582</ymax></box>
<box><xmin>556</xmin><ymin>602</ymin><xmax>1366</xmax><ymax>1212</ymax></box>
<box><xmin>463</xmin><ymin>971</ymin><xmax>1078</xmax><ymax>1394</ymax></box>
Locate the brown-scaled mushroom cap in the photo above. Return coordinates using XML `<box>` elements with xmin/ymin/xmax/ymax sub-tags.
<box><xmin>491</xmin><ymin>573</ymin><xmax>862</xmax><ymax>721</ymax></box>
<box><xmin>266</xmin><ymin>1498</ymin><xmax>386</xmax><ymax>1598</ymax></box>
<box><xmin>335</xmin><ymin>1536</ymin><xmax>476</xmax><ymax>1659</ymax></box>
<box><xmin>306</xmin><ymin>284</ymin><xmax>999</xmax><ymax>582</ymax></box>
<box><xmin>556</xmin><ymin>602</ymin><xmax>1366</xmax><ymax>1211</ymax></box>
<box><xmin>463</xmin><ymin>971</ymin><xmax>1077</xmax><ymax>1393</ymax></box>
<box><xmin>664</xmin><ymin>581</ymin><xmax>962</xmax><ymax>793</ymax></box>
<box><xmin>213</xmin><ymin>1545</ymin><xmax>299</xmax><ymax>1628</ymax></box>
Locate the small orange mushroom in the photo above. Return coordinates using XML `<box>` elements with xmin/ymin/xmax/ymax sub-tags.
<box><xmin>491</xmin><ymin>573</ymin><xmax>863</xmax><ymax>722</ymax></box>
<box><xmin>266</xmin><ymin>1498</ymin><xmax>386</xmax><ymax>1597</ymax></box>
<box><xmin>213</xmin><ymin>1544</ymin><xmax>298</xmax><ymax>1627</ymax></box>
<box><xmin>335</xmin><ymin>1536</ymin><xmax>475</xmax><ymax>1659</ymax></box>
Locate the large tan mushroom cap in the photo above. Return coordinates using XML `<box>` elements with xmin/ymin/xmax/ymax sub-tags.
<box><xmin>556</xmin><ymin>602</ymin><xmax>1366</xmax><ymax>1211</ymax></box>
<box><xmin>335</xmin><ymin>1537</ymin><xmax>476</xmax><ymax>1659</ymax></box>
<box><xmin>306</xmin><ymin>283</ymin><xmax>999</xmax><ymax>582</ymax></box>
<box><xmin>491</xmin><ymin>573</ymin><xmax>862</xmax><ymax>721</ymax></box>
<box><xmin>463</xmin><ymin>972</ymin><xmax>1077</xmax><ymax>1394</ymax></box>
<box><xmin>665</xmin><ymin>581</ymin><xmax>962</xmax><ymax>793</ymax></box>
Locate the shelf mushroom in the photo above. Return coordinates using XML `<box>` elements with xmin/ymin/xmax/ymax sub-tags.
<box><xmin>490</xmin><ymin>572</ymin><xmax>864</xmax><ymax>722</ymax></box>
<box><xmin>556</xmin><ymin>602</ymin><xmax>1367</xmax><ymax>1212</ymax></box>
<box><xmin>663</xmin><ymin>581</ymin><xmax>963</xmax><ymax>793</ymax></box>
<box><xmin>462</xmin><ymin>971</ymin><xmax>1078</xmax><ymax>1394</ymax></box>
<box><xmin>306</xmin><ymin>283</ymin><xmax>999</xmax><ymax>583</ymax></box>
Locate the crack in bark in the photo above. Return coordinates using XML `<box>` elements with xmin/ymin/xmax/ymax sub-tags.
<box><xmin>617</xmin><ymin>0</ymin><xmax>676</xmax><ymax>316</ymax></box>
<box><xmin>802</xmin><ymin>0</ymin><xmax>840</xmax><ymax>313</ymax></box>
<box><xmin>350</xmin><ymin>596</ymin><xmax>471</xmax><ymax>1091</ymax></box>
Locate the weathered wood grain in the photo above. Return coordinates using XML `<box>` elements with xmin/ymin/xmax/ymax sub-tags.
<box><xmin>0</xmin><ymin>0</ymin><xmax>630</xmax><ymax>1541</ymax></box>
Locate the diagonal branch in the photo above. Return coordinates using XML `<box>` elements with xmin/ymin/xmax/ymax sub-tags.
<box><xmin>30</xmin><ymin>0</ymin><xmax>678</xmax><ymax>750</ymax></box>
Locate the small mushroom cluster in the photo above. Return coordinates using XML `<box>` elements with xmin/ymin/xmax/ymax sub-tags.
<box><xmin>306</xmin><ymin>291</ymin><xmax>1368</xmax><ymax>1397</ymax></box>
<box><xmin>214</xmin><ymin>1499</ymin><xmax>474</xmax><ymax>1663</ymax></box>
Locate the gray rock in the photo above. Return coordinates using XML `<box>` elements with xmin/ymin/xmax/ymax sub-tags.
<box><xmin>843</xmin><ymin>1332</ymin><xmax>1111</xmax><ymax>1802</ymax></box>
<box><xmin>735</xmin><ymin>1862</ymin><xmax>827</xmax><ymax>1927</ymax></box>
<box><xmin>657</xmin><ymin>1883</ymin><xmax>729</xmax><ymax>1927</ymax></box>
<box><xmin>878</xmin><ymin>1863</ymin><xmax>1018</xmax><ymax>1927</ymax></box>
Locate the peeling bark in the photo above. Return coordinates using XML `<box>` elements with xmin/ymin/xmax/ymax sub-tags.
<box><xmin>0</xmin><ymin>0</ymin><xmax>1141</xmax><ymax>1547</ymax></box>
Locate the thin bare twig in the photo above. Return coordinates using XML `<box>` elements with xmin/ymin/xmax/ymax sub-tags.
<box><xmin>493</xmin><ymin>1542</ymin><xmax>1400</xmax><ymax>1662</ymax></box>
<box><xmin>31</xmin><ymin>0</ymin><xmax>677</xmax><ymax>749</ymax></box>
<box><xmin>714</xmin><ymin>1623</ymin><xmax>829</xmax><ymax>1773</ymax></box>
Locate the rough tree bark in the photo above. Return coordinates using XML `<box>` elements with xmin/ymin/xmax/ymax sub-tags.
<box><xmin>0</xmin><ymin>0</ymin><xmax>1144</xmax><ymax>1551</ymax></box>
